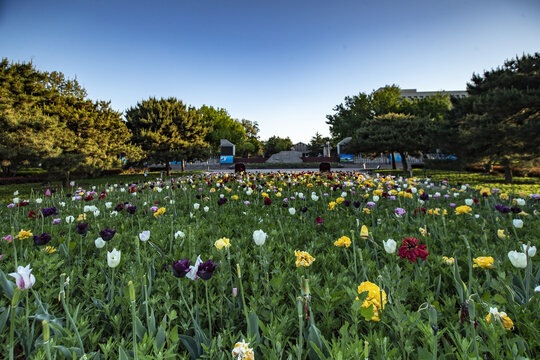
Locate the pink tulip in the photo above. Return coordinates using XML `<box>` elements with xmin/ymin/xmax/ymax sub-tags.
<box><xmin>45</xmin><ymin>189</ymin><xmax>51</xmax><ymax>197</ymax></box>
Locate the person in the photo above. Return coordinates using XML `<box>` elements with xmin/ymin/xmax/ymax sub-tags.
<box><xmin>144</xmin><ymin>169</ymin><xmax>148</xmax><ymax>177</ymax></box>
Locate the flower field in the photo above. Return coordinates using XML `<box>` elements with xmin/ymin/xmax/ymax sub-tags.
<box><xmin>0</xmin><ymin>171</ymin><xmax>539</xmax><ymax>359</ymax></box>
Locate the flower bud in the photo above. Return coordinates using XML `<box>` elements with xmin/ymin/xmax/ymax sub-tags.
<box><xmin>128</xmin><ymin>280</ymin><xmax>135</xmax><ymax>302</ymax></box>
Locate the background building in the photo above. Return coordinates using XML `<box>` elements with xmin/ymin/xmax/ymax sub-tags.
<box><xmin>399</xmin><ymin>88</ymin><xmax>467</xmax><ymax>99</ymax></box>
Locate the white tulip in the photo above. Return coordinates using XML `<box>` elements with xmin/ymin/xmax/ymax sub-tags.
<box><xmin>59</xmin><ymin>202</ymin><xmax>66</xmax><ymax>207</ymax></box>
<box><xmin>465</xmin><ymin>199</ymin><xmax>473</xmax><ymax>206</ymax></box>
<box><xmin>311</xmin><ymin>194</ymin><xmax>319</xmax><ymax>201</ymax></box>
<box><xmin>253</xmin><ymin>229</ymin><xmax>268</xmax><ymax>246</ymax></box>
<box><xmin>410</xmin><ymin>187</ymin><xmax>417</xmax><ymax>194</ymax></box>
<box><xmin>175</xmin><ymin>231</ymin><xmax>186</xmax><ymax>239</ymax></box>
<box><xmin>13</xmin><ymin>190</ymin><xmax>19</xmax><ymax>196</ymax></box>
<box><xmin>139</xmin><ymin>230</ymin><xmax>150</xmax><ymax>242</ymax></box>
<box><xmin>383</xmin><ymin>239</ymin><xmax>397</xmax><ymax>254</ymax></box>
<box><xmin>193</xmin><ymin>203</ymin><xmax>200</xmax><ymax>210</ymax></box>
<box><xmin>203</xmin><ymin>206</ymin><xmax>209</xmax><ymax>212</ymax></box>
<box><xmin>513</xmin><ymin>219</ymin><xmax>523</xmax><ymax>228</ymax></box>
<box><xmin>93</xmin><ymin>209</ymin><xmax>100</xmax><ymax>217</ymax></box>
<box><xmin>65</xmin><ymin>216</ymin><xmax>75</xmax><ymax>223</ymax></box>
<box><xmin>110</xmin><ymin>211</ymin><xmax>118</xmax><ymax>217</ymax></box>
<box><xmin>35</xmin><ymin>198</ymin><xmax>42</xmax><ymax>204</ymax></box>
<box><xmin>341</xmin><ymin>192</ymin><xmax>347</xmax><ymax>198</ymax></box>
<box><xmin>95</xmin><ymin>237</ymin><xmax>106</xmax><ymax>248</ymax></box>
<box><xmin>372</xmin><ymin>195</ymin><xmax>380</xmax><ymax>202</ymax></box>
<box><xmin>105</xmin><ymin>202</ymin><xmax>112</xmax><ymax>209</ymax></box>
<box><xmin>186</xmin><ymin>255</ymin><xmax>202</xmax><ymax>280</ymax></box>
<box><xmin>289</xmin><ymin>208</ymin><xmax>296</xmax><ymax>215</ymax></box>
<box><xmin>516</xmin><ymin>198</ymin><xmax>525</xmax><ymax>206</ymax></box>
<box><xmin>107</xmin><ymin>248</ymin><xmax>121</xmax><ymax>268</ymax></box>
<box><xmin>535</xmin><ymin>285</ymin><xmax>540</xmax><ymax>293</ymax></box>
<box><xmin>508</xmin><ymin>251</ymin><xmax>527</xmax><ymax>268</ymax></box>
<box><xmin>521</xmin><ymin>244</ymin><xmax>536</xmax><ymax>257</ymax></box>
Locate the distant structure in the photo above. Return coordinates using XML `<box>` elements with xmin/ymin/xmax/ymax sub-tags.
<box><xmin>293</xmin><ymin>142</ymin><xmax>309</xmax><ymax>156</ymax></box>
<box><xmin>399</xmin><ymin>88</ymin><xmax>467</xmax><ymax>100</ymax></box>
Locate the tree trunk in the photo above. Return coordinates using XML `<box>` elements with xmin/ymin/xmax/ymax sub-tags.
<box><xmin>391</xmin><ymin>153</ymin><xmax>396</xmax><ymax>169</ymax></box>
<box><xmin>166</xmin><ymin>162</ymin><xmax>171</xmax><ymax>177</ymax></box>
<box><xmin>399</xmin><ymin>151</ymin><xmax>408</xmax><ymax>171</ymax></box>
<box><xmin>63</xmin><ymin>170</ymin><xmax>71</xmax><ymax>188</ymax></box>
<box><xmin>504</xmin><ymin>163</ymin><xmax>513</xmax><ymax>184</ymax></box>
<box><xmin>181</xmin><ymin>160</ymin><xmax>185</xmax><ymax>172</ymax></box>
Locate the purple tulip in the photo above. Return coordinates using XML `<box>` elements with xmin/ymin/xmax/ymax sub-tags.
<box><xmin>172</xmin><ymin>259</ymin><xmax>191</xmax><ymax>278</ymax></box>
<box><xmin>52</xmin><ymin>218</ymin><xmax>61</xmax><ymax>225</ymax></box>
<box><xmin>395</xmin><ymin>208</ymin><xmax>406</xmax><ymax>217</ymax></box>
<box><xmin>353</xmin><ymin>201</ymin><xmax>361</xmax><ymax>208</ymax></box>
<box><xmin>33</xmin><ymin>232</ymin><xmax>52</xmax><ymax>246</ymax></box>
<box><xmin>420</xmin><ymin>192</ymin><xmax>429</xmax><ymax>201</ymax></box>
<box><xmin>99</xmin><ymin>228</ymin><xmax>117</xmax><ymax>241</ymax></box>
<box><xmin>197</xmin><ymin>259</ymin><xmax>218</xmax><ymax>280</ymax></box>
<box><xmin>126</xmin><ymin>205</ymin><xmax>137</xmax><ymax>214</ymax></box>
<box><xmin>76</xmin><ymin>222</ymin><xmax>89</xmax><ymax>235</ymax></box>
<box><xmin>217</xmin><ymin>197</ymin><xmax>227</xmax><ymax>206</ymax></box>
<box><xmin>366</xmin><ymin>201</ymin><xmax>376</xmax><ymax>207</ymax></box>
<box><xmin>41</xmin><ymin>207</ymin><xmax>58</xmax><ymax>218</ymax></box>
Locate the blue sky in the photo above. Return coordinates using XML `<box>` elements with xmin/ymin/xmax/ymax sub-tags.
<box><xmin>1</xmin><ymin>0</ymin><xmax>539</xmax><ymax>143</ymax></box>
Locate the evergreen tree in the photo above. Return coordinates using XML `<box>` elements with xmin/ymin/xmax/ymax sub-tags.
<box><xmin>448</xmin><ymin>53</ymin><xmax>540</xmax><ymax>182</ymax></box>
<box><xmin>126</xmin><ymin>97</ymin><xmax>209</xmax><ymax>174</ymax></box>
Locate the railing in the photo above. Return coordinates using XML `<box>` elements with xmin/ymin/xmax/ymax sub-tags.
<box><xmin>352</xmin><ymin>155</ymin><xmax>423</xmax><ymax>165</ymax></box>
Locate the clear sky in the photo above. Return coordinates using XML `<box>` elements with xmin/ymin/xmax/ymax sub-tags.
<box><xmin>1</xmin><ymin>0</ymin><xmax>539</xmax><ymax>143</ymax></box>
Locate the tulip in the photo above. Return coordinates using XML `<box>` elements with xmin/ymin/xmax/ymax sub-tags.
<box><xmin>394</xmin><ymin>208</ymin><xmax>406</xmax><ymax>217</ymax></box>
<box><xmin>288</xmin><ymin>208</ymin><xmax>296</xmax><ymax>215</ymax></box>
<box><xmin>508</xmin><ymin>251</ymin><xmax>527</xmax><ymax>268</ymax></box>
<box><xmin>521</xmin><ymin>244</ymin><xmax>536</xmax><ymax>257</ymax></box>
<box><xmin>197</xmin><ymin>259</ymin><xmax>218</xmax><ymax>280</ymax></box>
<box><xmin>360</xmin><ymin>225</ymin><xmax>369</xmax><ymax>238</ymax></box>
<box><xmin>383</xmin><ymin>239</ymin><xmax>397</xmax><ymax>254</ymax></box>
<box><xmin>214</xmin><ymin>237</ymin><xmax>231</xmax><ymax>250</ymax></box>
<box><xmin>139</xmin><ymin>230</ymin><xmax>150</xmax><ymax>242</ymax></box>
<box><xmin>172</xmin><ymin>259</ymin><xmax>191</xmax><ymax>278</ymax></box>
<box><xmin>372</xmin><ymin>195</ymin><xmax>379</xmax><ymax>202</ymax></box>
<box><xmin>193</xmin><ymin>203</ymin><xmax>200</xmax><ymax>210</ymax></box>
<box><xmin>512</xmin><ymin>219</ymin><xmax>523</xmax><ymax>228</ymax></box>
<box><xmin>311</xmin><ymin>194</ymin><xmax>319</xmax><ymax>201</ymax></box>
<box><xmin>95</xmin><ymin>237</ymin><xmax>106</xmax><ymax>248</ymax></box>
<box><xmin>9</xmin><ymin>264</ymin><xmax>36</xmax><ymax>290</ymax></box>
<box><xmin>253</xmin><ymin>229</ymin><xmax>267</xmax><ymax>246</ymax></box>
<box><xmin>33</xmin><ymin>233</ymin><xmax>52</xmax><ymax>246</ymax></box>
<box><xmin>203</xmin><ymin>206</ymin><xmax>209</xmax><ymax>212</ymax></box>
<box><xmin>76</xmin><ymin>222</ymin><xmax>89</xmax><ymax>235</ymax></box>
<box><xmin>65</xmin><ymin>215</ymin><xmax>75</xmax><ymax>223</ymax></box>
<box><xmin>99</xmin><ymin>228</ymin><xmax>117</xmax><ymax>241</ymax></box>
<box><xmin>107</xmin><ymin>248</ymin><xmax>121</xmax><ymax>268</ymax></box>
<box><xmin>465</xmin><ymin>199</ymin><xmax>473</xmax><ymax>206</ymax></box>
<box><xmin>174</xmin><ymin>231</ymin><xmax>186</xmax><ymax>239</ymax></box>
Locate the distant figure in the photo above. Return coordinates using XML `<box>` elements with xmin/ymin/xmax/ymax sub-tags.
<box><xmin>320</xmin><ymin>162</ymin><xmax>331</xmax><ymax>172</ymax></box>
<box><xmin>363</xmin><ymin>163</ymin><xmax>366</xmax><ymax>170</ymax></box>
<box><xmin>376</xmin><ymin>165</ymin><xmax>381</xmax><ymax>170</ymax></box>
<box><xmin>235</xmin><ymin>163</ymin><xmax>246</xmax><ymax>173</ymax></box>
<box><xmin>144</xmin><ymin>169</ymin><xmax>148</xmax><ymax>177</ymax></box>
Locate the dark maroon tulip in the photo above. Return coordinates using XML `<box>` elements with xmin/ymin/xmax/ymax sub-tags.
<box><xmin>197</xmin><ymin>259</ymin><xmax>218</xmax><ymax>280</ymax></box>
<box><xmin>76</xmin><ymin>222</ymin><xmax>89</xmax><ymax>235</ymax></box>
<box><xmin>353</xmin><ymin>201</ymin><xmax>361</xmax><ymax>208</ymax></box>
<box><xmin>126</xmin><ymin>205</ymin><xmax>137</xmax><ymax>214</ymax></box>
<box><xmin>114</xmin><ymin>203</ymin><xmax>124</xmax><ymax>212</ymax></box>
<box><xmin>99</xmin><ymin>228</ymin><xmax>117</xmax><ymax>241</ymax></box>
<box><xmin>217</xmin><ymin>198</ymin><xmax>227</xmax><ymax>206</ymax></box>
<box><xmin>33</xmin><ymin>232</ymin><xmax>52</xmax><ymax>246</ymax></box>
<box><xmin>172</xmin><ymin>259</ymin><xmax>191</xmax><ymax>278</ymax></box>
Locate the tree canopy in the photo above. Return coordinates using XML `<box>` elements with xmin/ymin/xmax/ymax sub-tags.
<box><xmin>0</xmin><ymin>59</ymin><xmax>140</xmax><ymax>182</ymax></box>
<box><xmin>263</xmin><ymin>136</ymin><xmax>293</xmax><ymax>157</ymax></box>
<box><xmin>126</xmin><ymin>97</ymin><xmax>209</xmax><ymax>174</ymax></box>
<box><xmin>446</xmin><ymin>53</ymin><xmax>540</xmax><ymax>182</ymax></box>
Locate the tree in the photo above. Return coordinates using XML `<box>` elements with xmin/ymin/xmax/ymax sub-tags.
<box><xmin>327</xmin><ymin>85</ymin><xmax>451</xmax><ymax>169</ymax></box>
<box><xmin>0</xmin><ymin>59</ymin><xmax>139</xmax><ymax>183</ymax></box>
<box><xmin>351</xmin><ymin>113</ymin><xmax>435</xmax><ymax>171</ymax></box>
<box><xmin>307</xmin><ymin>132</ymin><xmax>332</xmax><ymax>156</ymax></box>
<box><xmin>0</xmin><ymin>59</ymin><xmax>60</xmax><ymax>174</ymax></box>
<box><xmin>237</xmin><ymin>119</ymin><xmax>263</xmax><ymax>157</ymax></box>
<box><xmin>263</xmin><ymin>136</ymin><xmax>293</xmax><ymax>156</ymax></box>
<box><xmin>447</xmin><ymin>53</ymin><xmax>540</xmax><ymax>182</ymax></box>
<box><xmin>126</xmin><ymin>97</ymin><xmax>209</xmax><ymax>175</ymax></box>
<box><xmin>201</xmin><ymin>105</ymin><xmax>246</xmax><ymax>154</ymax></box>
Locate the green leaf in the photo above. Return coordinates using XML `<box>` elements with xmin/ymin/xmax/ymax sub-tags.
<box><xmin>118</xmin><ymin>346</ymin><xmax>129</xmax><ymax>360</ymax></box>
<box><xmin>247</xmin><ymin>311</ymin><xmax>261</xmax><ymax>344</ymax></box>
<box><xmin>359</xmin><ymin>304</ymin><xmax>374</xmax><ymax>321</ymax></box>
<box><xmin>155</xmin><ymin>325</ymin><xmax>166</xmax><ymax>350</ymax></box>
<box><xmin>135</xmin><ymin>315</ymin><xmax>146</xmax><ymax>340</ymax></box>
<box><xmin>307</xmin><ymin>321</ymin><xmax>330</xmax><ymax>360</ymax></box>
<box><xmin>179</xmin><ymin>335</ymin><xmax>200</xmax><ymax>360</ymax></box>
<box><xmin>0</xmin><ymin>270</ymin><xmax>14</xmax><ymax>299</ymax></box>
<box><xmin>0</xmin><ymin>307</ymin><xmax>9</xmax><ymax>333</ymax></box>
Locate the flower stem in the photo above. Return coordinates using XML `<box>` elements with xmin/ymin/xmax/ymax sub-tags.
<box><xmin>296</xmin><ymin>296</ymin><xmax>303</xmax><ymax>360</ymax></box>
<box><xmin>236</xmin><ymin>264</ymin><xmax>249</xmax><ymax>322</ymax></box>
<box><xmin>204</xmin><ymin>281</ymin><xmax>212</xmax><ymax>338</ymax></box>
<box><xmin>60</xmin><ymin>274</ymin><xmax>85</xmax><ymax>354</ymax></box>
<box><xmin>9</xmin><ymin>289</ymin><xmax>21</xmax><ymax>360</ymax></box>
<box><xmin>350</xmin><ymin>230</ymin><xmax>358</xmax><ymax>283</ymax></box>
<box><xmin>42</xmin><ymin>320</ymin><xmax>52</xmax><ymax>360</ymax></box>
<box><xmin>11</xmin><ymin>227</ymin><xmax>18</xmax><ymax>269</ymax></box>
<box><xmin>128</xmin><ymin>281</ymin><xmax>138</xmax><ymax>360</ymax></box>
